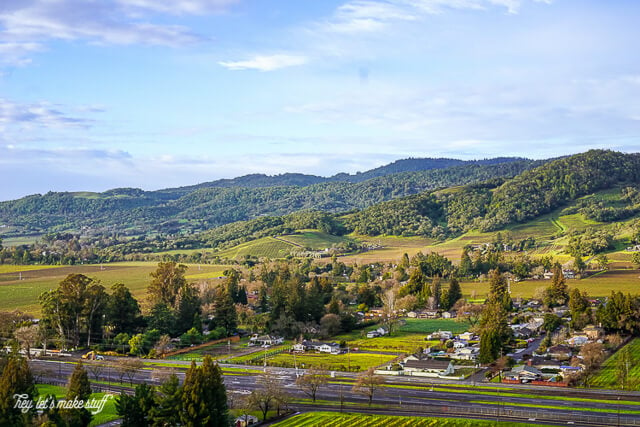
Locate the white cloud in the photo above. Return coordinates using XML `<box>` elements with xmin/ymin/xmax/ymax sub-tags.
<box><xmin>0</xmin><ymin>98</ymin><xmax>93</xmax><ymax>129</ymax></box>
<box><xmin>219</xmin><ymin>54</ymin><xmax>308</xmax><ymax>71</ymax></box>
<box><xmin>116</xmin><ymin>0</ymin><xmax>240</xmax><ymax>15</ymax></box>
<box><xmin>0</xmin><ymin>0</ymin><xmax>243</xmax><ymax>65</ymax></box>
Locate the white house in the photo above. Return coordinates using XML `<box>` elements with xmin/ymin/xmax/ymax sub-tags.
<box><xmin>403</xmin><ymin>359</ymin><xmax>455</xmax><ymax>376</ymax></box>
<box><xmin>458</xmin><ymin>332</ymin><xmax>475</xmax><ymax>341</ymax></box>
<box><xmin>249</xmin><ymin>335</ymin><xmax>284</xmax><ymax>347</ymax></box>
<box><xmin>235</xmin><ymin>414</ymin><xmax>259</xmax><ymax>427</ymax></box>
<box><xmin>451</xmin><ymin>347</ymin><xmax>478</xmax><ymax>361</ymax></box>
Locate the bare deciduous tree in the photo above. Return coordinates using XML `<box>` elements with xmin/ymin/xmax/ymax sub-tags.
<box><xmin>295</xmin><ymin>367</ymin><xmax>328</xmax><ymax>402</ymax></box>
<box><xmin>352</xmin><ymin>367</ymin><xmax>385</xmax><ymax>406</ymax></box>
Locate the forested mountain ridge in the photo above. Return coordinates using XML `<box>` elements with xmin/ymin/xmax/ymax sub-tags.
<box><xmin>117</xmin><ymin>150</ymin><xmax>640</xmax><ymax>255</ymax></box>
<box><xmin>0</xmin><ymin>157</ymin><xmax>536</xmax><ymax>237</ymax></box>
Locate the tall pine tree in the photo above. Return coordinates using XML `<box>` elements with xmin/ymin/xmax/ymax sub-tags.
<box><xmin>0</xmin><ymin>357</ymin><xmax>37</xmax><ymax>426</ymax></box>
<box><xmin>63</xmin><ymin>362</ymin><xmax>92</xmax><ymax>427</ymax></box>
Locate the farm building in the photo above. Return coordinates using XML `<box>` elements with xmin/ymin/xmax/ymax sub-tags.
<box><xmin>402</xmin><ymin>359</ymin><xmax>455</xmax><ymax>376</ymax></box>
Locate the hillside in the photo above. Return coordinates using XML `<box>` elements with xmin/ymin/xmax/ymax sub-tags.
<box><xmin>0</xmin><ymin>157</ymin><xmax>534</xmax><ymax>238</ymax></box>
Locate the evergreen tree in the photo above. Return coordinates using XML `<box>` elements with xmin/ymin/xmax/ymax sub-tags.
<box><xmin>180</xmin><ymin>357</ymin><xmax>228</xmax><ymax>426</ymax></box>
<box><xmin>568</xmin><ymin>288</ymin><xmax>591</xmax><ymax>330</ymax></box>
<box><xmin>212</xmin><ymin>287</ymin><xmax>237</xmax><ymax>335</ymax></box>
<box><xmin>544</xmin><ymin>266</ymin><xmax>569</xmax><ymax>307</ymax></box>
<box><xmin>442</xmin><ymin>277</ymin><xmax>462</xmax><ymax>310</ymax></box>
<box><xmin>116</xmin><ymin>383</ymin><xmax>155</xmax><ymax>427</ymax></box>
<box><xmin>107</xmin><ymin>283</ymin><xmax>142</xmax><ymax>335</ymax></box>
<box><xmin>487</xmin><ymin>269</ymin><xmax>511</xmax><ymax>311</ymax></box>
<box><xmin>63</xmin><ymin>362</ymin><xmax>92</xmax><ymax>427</ymax></box>
<box><xmin>150</xmin><ymin>374</ymin><xmax>182</xmax><ymax>427</ymax></box>
<box><xmin>458</xmin><ymin>250</ymin><xmax>473</xmax><ymax>277</ymax></box>
<box><xmin>0</xmin><ymin>357</ymin><xmax>37</xmax><ymax>426</ymax></box>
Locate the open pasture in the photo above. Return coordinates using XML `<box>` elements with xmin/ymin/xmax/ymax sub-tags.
<box><xmin>272</xmin><ymin>411</ymin><xmax>544</xmax><ymax>427</ymax></box>
<box><xmin>0</xmin><ymin>262</ymin><xmax>227</xmax><ymax>315</ymax></box>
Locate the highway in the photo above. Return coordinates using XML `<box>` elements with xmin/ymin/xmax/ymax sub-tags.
<box><xmin>29</xmin><ymin>358</ymin><xmax>640</xmax><ymax>426</ymax></box>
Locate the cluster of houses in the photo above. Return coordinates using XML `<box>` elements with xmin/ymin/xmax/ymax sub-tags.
<box><xmin>503</xmin><ymin>324</ymin><xmax>605</xmax><ymax>384</ymax></box>
<box><xmin>248</xmin><ymin>334</ymin><xmax>284</xmax><ymax>347</ymax></box>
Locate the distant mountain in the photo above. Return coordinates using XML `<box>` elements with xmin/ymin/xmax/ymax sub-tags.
<box><xmin>0</xmin><ymin>156</ymin><xmax>537</xmax><ymax>238</ymax></box>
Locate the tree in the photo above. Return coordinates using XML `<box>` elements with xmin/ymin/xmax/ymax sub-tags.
<box><xmin>85</xmin><ymin>360</ymin><xmax>106</xmax><ymax>381</ymax></box>
<box><xmin>148</xmin><ymin>262</ymin><xmax>188</xmax><ymax>309</ymax></box>
<box><xmin>211</xmin><ymin>287</ymin><xmax>237</xmax><ymax>335</ymax></box>
<box><xmin>62</xmin><ymin>362</ymin><xmax>92</xmax><ymax>427</ymax></box>
<box><xmin>455</xmin><ymin>301</ymin><xmax>484</xmax><ymax>329</ymax></box>
<box><xmin>352</xmin><ymin>368</ymin><xmax>384</xmax><ymax>406</ymax></box>
<box><xmin>106</xmin><ymin>283</ymin><xmax>141</xmax><ymax>335</ymax></box>
<box><xmin>150</xmin><ymin>374</ymin><xmax>182</xmax><ymax>426</ymax></box>
<box><xmin>295</xmin><ymin>367</ymin><xmax>328</xmax><ymax>403</ymax></box>
<box><xmin>579</xmin><ymin>342</ymin><xmax>605</xmax><ymax>388</ymax></box>
<box><xmin>14</xmin><ymin>324</ymin><xmax>40</xmax><ymax>359</ymax></box>
<box><xmin>248</xmin><ymin>369</ymin><xmax>285</xmax><ymax>421</ymax></box>
<box><xmin>442</xmin><ymin>277</ymin><xmax>462</xmax><ymax>310</ymax></box>
<box><xmin>153</xmin><ymin>334</ymin><xmax>173</xmax><ymax>358</ymax></box>
<box><xmin>487</xmin><ymin>269</ymin><xmax>511</xmax><ymax>311</ymax></box>
<box><xmin>116</xmin><ymin>383</ymin><xmax>155</xmax><ymax>427</ymax></box>
<box><xmin>544</xmin><ymin>266</ymin><xmax>569</xmax><ymax>307</ymax></box>
<box><xmin>319</xmin><ymin>314</ymin><xmax>341</xmax><ymax>337</ymax></box>
<box><xmin>39</xmin><ymin>273</ymin><xmax>99</xmax><ymax>349</ymax></box>
<box><xmin>568</xmin><ymin>288</ymin><xmax>591</xmax><ymax>330</ymax></box>
<box><xmin>116</xmin><ymin>358</ymin><xmax>143</xmax><ymax>386</ymax></box>
<box><xmin>180</xmin><ymin>356</ymin><xmax>228</xmax><ymax>426</ymax></box>
<box><xmin>0</xmin><ymin>357</ymin><xmax>37</xmax><ymax>426</ymax></box>
<box><xmin>84</xmin><ymin>282</ymin><xmax>108</xmax><ymax>347</ymax></box>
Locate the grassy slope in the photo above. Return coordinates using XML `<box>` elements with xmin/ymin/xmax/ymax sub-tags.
<box><xmin>591</xmin><ymin>338</ymin><xmax>640</xmax><ymax>390</ymax></box>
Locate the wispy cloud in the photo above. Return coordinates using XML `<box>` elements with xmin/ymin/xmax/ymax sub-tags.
<box><xmin>219</xmin><ymin>54</ymin><xmax>308</xmax><ymax>71</ymax></box>
<box><xmin>0</xmin><ymin>98</ymin><xmax>93</xmax><ymax>129</ymax></box>
<box><xmin>116</xmin><ymin>0</ymin><xmax>240</xmax><ymax>15</ymax></box>
<box><xmin>0</xmin><ymin>0</ymin><xmax>241</xmax><ymax>66</ymax></box>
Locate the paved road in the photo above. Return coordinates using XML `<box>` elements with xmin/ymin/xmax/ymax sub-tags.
<box><xmin>29</xmin><ymin>358</ymin><xmax>640</xmax><ymax>426</ymax></box>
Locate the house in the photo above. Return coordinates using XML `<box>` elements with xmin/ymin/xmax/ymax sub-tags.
<box><xmin>458</xmin><ymin>332</ymin><xmax>475</xmax><ymax>341</ymax></box>
<box><xmin>403</xmin><ymin>359</ymin><xmax>455</xmax><ymax>375</ymax></box>
<box><xmin>366</xmin><ymin>327</ymin><xmax>388</xmax><ymax>338</ymax></box>
<box><xmin>235</xmin><ymin>415</ymin><xmax>259</xmax><ymax>427</ymax></box>
<box><xmin>552</xmin><ymin>306</ymin><xmax>569</xmax><ymax>317</ymax></box>
<box><xmin>567</xmin><ymin>335</ymin><xmax>589</xmax><ymax>346</ymax></box>
<box><xmin>527</xmin><ymin>357</ymin><xmax>562</xmax><ymax>371</ymax></box>
<box><xmin>442</xmin><ymin>311</ymin><xmax>457</xmax><ymax>319</ymax></box>
<box><xmin>421</xmin><ymin>310</ymin><xmax>440</xmax><ymax>319</ymax></box>
<box><xmin>548</xmin><ymin>344</ymin><xmax>573</xmax><ymax>360</ymax></box>
<box><xmin>513</xmin><ymin>327</ymin><xmax>533</xmax><ymax>339</ymax></box>
<box><xmin>407</xmin><ymin>311</ymin><xmax>418</xmax><ymax>318</ymax></box>
<box><xmin>562</xmin><ymin>270</ymin><xmax>576</xmax><ymax>279</ymax></box>
<box><xmin>451</xmin><ymin>347</ymin><xmax>478</xmax><ymax>361</ymax></box>
<box><xmin>249</xmin><ymin>335</ymin><xmax>284</xmax><ymax>347</ymax></box>
<box><xmin>427</xmin><ymin>330</ymin><xmax>453</xmax><ymax>340</ymax></box>
<box><xmin>292</xmin><ymin>340</ymin><xmax>313</xmax><ymax>352</ymax></box>
<box><xmin>583</xmin><ymin>325</ymin><xmax>604</xmax><ymax>341</ymax></box>
<box><xmin>509</xmin><ymin>365</ymin><xmax>542</xmax><ymax>382</ymax></box>
<box><xmin>453</xmin><ymin>340</ymin><xmax>467</xmax><ymax>349</ymax></box>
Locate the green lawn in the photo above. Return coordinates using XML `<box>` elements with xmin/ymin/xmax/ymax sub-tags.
<box><xmin>272</xmin><ymin>411</ymin><xmax>544</xmax><ymax>427</ymax></box>
<box><xmin>36</xmin><ymin>384</ymin><xmax>119</xmax><ymax>426</ymax></box>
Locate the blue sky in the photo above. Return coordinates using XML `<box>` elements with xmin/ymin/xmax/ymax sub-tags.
<box><xmin>1</xmin><ymin>0</ymin><xmax>639</xmax><ymax>200</ymax></box>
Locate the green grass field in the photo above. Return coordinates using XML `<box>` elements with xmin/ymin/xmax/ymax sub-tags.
<box><xmin>332</xmin><ymin>319</ymin><xmax>469</xmax><ymax>353</ymax></box>
<box><xmin>0</xmin><ymin>262</ymin><xmax>229</xmax><ymax>315</ymax></box>
<box><xmin>265</xmin><ymin>351</ymin><xmax>397</xmax><ymax>371</ymax></box>
<box><xmin>35</xmin><ymin>384</ymin><xmax>119</xmax><ymax>427</ymax></box>
<box><xmin>591</xmin><ymin>338</ymin><xmax>640</xmax><ymax>390</ymax></box>
<box><xmin>272</xmin><ymin>411</ymin><xmax>544</xmax><ymax>427</ymax></box>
